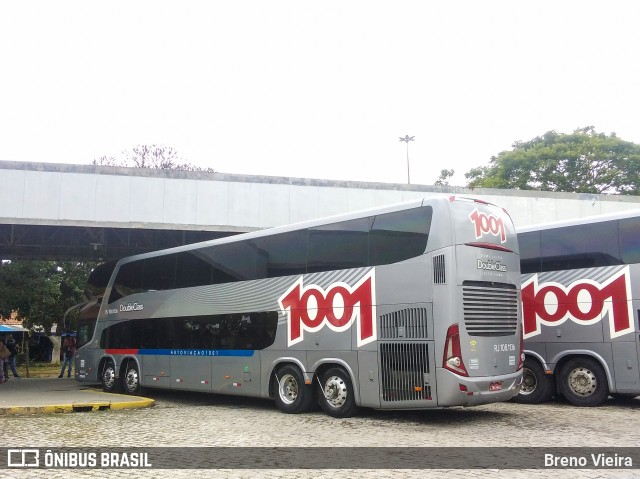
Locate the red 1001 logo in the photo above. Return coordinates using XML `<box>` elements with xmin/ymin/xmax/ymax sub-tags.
<box><xmin>278</xmin><ymin>271</ymin><xmax>377</xmax><ymax>347</ymax></box>
<box><xmin>521</xmin><ymin>267</ymin><xmax>634</xmax><ymax>339</ymax></box>
<box><xmin>469</xmin><ymin>208</ymin><xmax>507</xmax><ymax>243</ymax></box>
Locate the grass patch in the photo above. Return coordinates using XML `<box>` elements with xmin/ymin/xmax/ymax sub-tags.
<box><xmin>14</xmin><ymin>362</ymin><xmax>62</xmax><ymax>378</ymax></box>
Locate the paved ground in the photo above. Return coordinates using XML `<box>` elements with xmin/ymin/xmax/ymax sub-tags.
<box><xmin>0</xmin><ymin>377</ymin><xmax>154</xmax><ymax>415</ymax></box>
<box><xmin>1</xmin><ymin>380</ymin><xmax>639</xmax><ymax>478</ymax></box>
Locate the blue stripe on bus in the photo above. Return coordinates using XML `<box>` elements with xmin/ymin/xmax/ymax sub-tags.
<box><xmin>136</xmin><ymin>349</ymin><xmax>255</xmax><ymax>357</ymax></box>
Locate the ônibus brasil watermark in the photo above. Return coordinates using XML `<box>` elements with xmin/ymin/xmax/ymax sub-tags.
<box><xmin>2</xmin><ymin>447</ymin><xmax>638</xmax><ymax>469</ymax></box>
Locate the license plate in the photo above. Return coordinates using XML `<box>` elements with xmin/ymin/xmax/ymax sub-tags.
<box><xmin>489</xmin><ymin>381</ymin><xmax>503</xmax><ymax>391</ymax></box>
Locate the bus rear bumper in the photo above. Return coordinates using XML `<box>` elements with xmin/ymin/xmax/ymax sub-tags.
<box><xmin>76</xmin><ymin>372</ymin><xmax>98</xmax><ymax>383</ymax></box>
<box><xmin>435</xmin><ymin>368</ymin><xmax>523</xmax><ymax>407</ymax></box>
<box><xmin>75</xmin><ymin>357</ymin><xmax>100</xmax><ymax>383</ymax></box>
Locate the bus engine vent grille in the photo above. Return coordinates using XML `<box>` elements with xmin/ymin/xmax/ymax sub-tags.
<box><xmin>462</xmin><ymin>281</ymin><xmax>518</xmax><ymax>336</ymax></box>
<box><xmin>433</xmin><ymin>254</ymin><xmax>446</xmax><ymax>284</ymax></box>
<box><xmin>380</xmin><ymin>342</ymin><xmax>431</xmax><ymax>402</ymax></box>
<box><xmin>379</xmin><ymin>308</ymin><xmax>428</xmax><ymax>339</ymax></box>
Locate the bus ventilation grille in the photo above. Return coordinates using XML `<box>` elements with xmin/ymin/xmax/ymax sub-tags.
<box><xmin>433</xmin><ymin>254</ymin><xmax>446</xmax><ymax>284</ymax></box>
<box><xmin>379</xmin><ymin>308</ymin><xmax>429</xmax><ymax>339</ymax></box>
<box><xmin>380</xmin><ymin>342</ymin><xmax>431</xmax><ymax>401</ymax></box>
<box><xmin>462</xmin><ymin>281</ymin><xmax>518</xmax><ymax>336</ymax></box>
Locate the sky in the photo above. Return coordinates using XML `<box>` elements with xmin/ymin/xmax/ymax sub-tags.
<box><xmin>1</xmin><ymin>1</ymin><xmax>639</xmax><ymax>187</ymax></box>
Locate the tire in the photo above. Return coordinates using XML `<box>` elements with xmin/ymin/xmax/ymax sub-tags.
<box><xmin>273</xmin><ymin>365</ymin><xmax>315</xmax><ymax>414</ymax></box>
<box><xmin>318</xmin><ymin>367</ymin><xmax>358</xmax><ymax>418</ymax></box>
<box><xmin>101</xmin><ymin>360</ymin><xmax>119</xmax><ymax>393</ymax></box>
<box><xmin>513</xmin><ymin>358</ymin><xmax>554</xmax><ymax>404</ymax></box>
<box><xmin>558</xmin><ymin>357</ymin><xmax>609</xmax><ymax>407</ymax></box>
<box><xmin>121</xmin><ymin>360</ymin><xmax>141</xmax><ymax>395</ymax></box>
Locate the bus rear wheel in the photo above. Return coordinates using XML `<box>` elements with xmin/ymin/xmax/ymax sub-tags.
<box><xmin>558</xmin><ymin>357</ymin><xmax>608</xmax><ymax>407</ymax></box>
<box><xmin>514</xmin><ymin>358</ymin><xmax>554</xmax><ymax>404</ymax></box>
<box><xmin>122</xmin><ymin>361</ymin><xmax>141</xmax><ymax>395</ymax></box>
<box><xmin>318</xmin><ymin>367</ymin><xmax>358</xmax><ymax>418</ymax></box>
<box><xmin>101</xmin><ymin>360</ymin><xmax>119</xmax><ymax>393</ymax></box>
<box><xmin>274</xmin><ymin>365</ymin><xmax>314</xmax><ymax>414</ymax></box>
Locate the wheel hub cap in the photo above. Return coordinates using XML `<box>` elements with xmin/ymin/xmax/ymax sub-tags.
<box><xmin>569</xmin><ymin>367</ymin><xmax>596</xmax><ymax>396</ymax></box>
<box><xmin>323</xmin><ymin>376</ymin><xmax>347</xmax><ymax>408</ymax></box>
<box><xmin>104</xmin><ymin>368</ymin><xmax>115</xmax><ymax>389</ymax></box>
<box><xmin>279</xmin><ymin>374</ymin><xmax>298</xmax><ymax>404</ymax></box>
<box><xmin>126</xmin><ymin>370</ymin><xmax>138</xmax><ymax>391</ymax></box>
<box><xmin>521</xmin><ymin>368</ymin><xmax>537</xmax><ymax>395</ymax></box>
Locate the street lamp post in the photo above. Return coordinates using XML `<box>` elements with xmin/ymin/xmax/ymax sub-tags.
<box><xmin>398</xmin><ymin>135</ymin><xmax>415</xmax><ymax>184</ymax></box>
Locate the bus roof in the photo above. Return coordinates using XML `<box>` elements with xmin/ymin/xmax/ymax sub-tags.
<box><xmin>113</xmin><ymin>195</ymin><xmax>506</xmax><ymax>265</ymax></box>
<box><xmin>517</xmin><ymin>208</ymin><xmax>640</xmax><ymax>234</ymax></box>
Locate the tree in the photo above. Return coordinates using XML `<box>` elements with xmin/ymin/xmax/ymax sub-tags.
<box><xmin>0</xmin><ymin>261</ymin><xmax>95</xmax><ymax>333</ymax></box>
<box><xmin>93</xmin><ymin>144</ymin><xmax>214</xmax><ymax>172</ymax></box>
<box><xmin>91</xmin><ymin>155</ymin><xmax>120</xmax><ymax>167</ymax></box>
<box><xmin>465</xmin><ymin>127</ymin><xmax>640</xmax><ymax>194</ymax></box>
<box><xmin>434</xmin><ymin>169</ymin><xmax>454</xmax><ymax>186</ymax></box>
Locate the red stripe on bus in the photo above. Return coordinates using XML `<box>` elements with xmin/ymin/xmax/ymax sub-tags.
<box><xmin>105</xmin><ymin>348</ymin><xmax>139</xmax><ymax>355</ymax></box>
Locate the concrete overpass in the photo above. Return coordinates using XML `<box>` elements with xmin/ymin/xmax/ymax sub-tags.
<box><xmin>1</xmin><ymin>160</ymin><xmax>639</xmax><ymax>261</ymax></box>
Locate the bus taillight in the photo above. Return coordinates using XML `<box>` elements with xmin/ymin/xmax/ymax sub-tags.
<box><xmin>443</xmin><ymin>324</ymin><xmax>468</xmax><ymax>377</ymax></box>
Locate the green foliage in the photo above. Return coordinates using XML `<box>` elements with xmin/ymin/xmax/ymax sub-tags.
<box><xmin>465</xmin><ymin>127</ymin><xmax>640</xmax><ymax>194</ymax></box>
<box><xmin>434</xmin><ymin>169</ymin><xmax>455</xmax><ymax>186</ymax></box>
<box><xmin>0</xmin><ymin>261</ymin><xmax>95</xmax><ymax>332</ymax></box>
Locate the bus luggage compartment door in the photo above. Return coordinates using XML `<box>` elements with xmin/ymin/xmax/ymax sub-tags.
<box><xmin>142</xmin><ymin>354</ymin><xmax>171</xmax><ymax>389</ymax></box>
<box><xmin>612</xmin><ymin>341</ymin><xmax>640</xmax><ymax>391</ymax></box>
<box><xmin>170</xmin><ymin>356</ymin><xmax>213</xmax><ymax>392</ymax></box>
<box><xmin>210</xmin><ymin>350</ymin><xmax>261</xmax><ymax>396</ymax></box>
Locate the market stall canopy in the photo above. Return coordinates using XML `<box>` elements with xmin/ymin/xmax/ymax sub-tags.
<box><xmin>0</xmin><ymin>324</ymin><xmax>28</xmax><ymax>332</ymax></box>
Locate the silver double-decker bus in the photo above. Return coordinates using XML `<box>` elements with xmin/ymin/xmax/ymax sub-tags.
<box><xmin>76</xmin><ymin>196</ymin><xmax>523</xmax><ymax>417</ymax></box>
<box><xmin>516</xmin><ymin>210</ymin><xmax>640</xmax><ymax>406</ymax></box>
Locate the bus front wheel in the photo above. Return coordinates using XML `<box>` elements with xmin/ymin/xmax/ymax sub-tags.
<box><xmin>274</xmin><ymin>365</ymin><xmax>314</xmax><ymax>414</ymax></box>
<box><xmin>318</xmin><ymin>367</ymin><xmax>358</xmax><ymax>418</ymax></box>
<box><xmin>122</xmin><ymin>361</ymin><xmax>141</xmax><ymax>395</ymax></box>
<box><xmin>101</xmin><ymin>361</ymin><xmax>119</xmax><ymax>393</ymax></box>
<box><xmin>558</xmin><ymin>357</ymin><xmax>609</xmax><ymax>407</ymax></box>
<box><xmin>513</xmin><ymin>359</ymin><xmax>554</xmax><ymax>404</ymax></box>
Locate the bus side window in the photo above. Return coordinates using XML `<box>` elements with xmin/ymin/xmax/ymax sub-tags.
<box><xmin>109</xmin><ymin>261</ymin><xmax>144</xmax><ymax>303</ymax></box>
<box><xmin>619</xmin><ymin>216</ymin><xmax>640</xmax><ymax>264</ymax></box>
<box><xmin>212</xmin><ymin>242</ymin><xmax>259</xmax><ymax>284</ymax></box>
<box><xmin>370</xmin><ymin>207</ymin><xmax>432</xmax><ymax>266</ymax></box>
<box><xmin>307</xmin><ymin>218</ymin><xmax>369</xmax><ymax>273</ymax></box>
<box><xmin>175</xmin><ymin>249</ymin><xmax>215</xmax><ymax>288</ymax></box>
<box><xmin>519</xmin><ymin>231</ymin><xmax>541</xmax><ymax>273</ymax></box>
<box><xmin>540</xmin><ymin>221</ymin><xmax>621</xmax><ymax>272</ymax></box>
<box><xmin>252</xmin><ymin>231</ymin><xmax>307</xmax><ymax>279</ymax></box>
<box><xmin>142</xmin><ymin>255</ymin><xmax>176</xmax><ymax>292</ymax></box>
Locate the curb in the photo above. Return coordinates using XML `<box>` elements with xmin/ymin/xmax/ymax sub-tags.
<box><xmin>80</xmin><ymin>389</ymin><xmax>156</xmax><ymax>411</ymax></box>
<box><xmin>0</xmin><ymin>390</ymin><xmax>155</xmax><ymax>416</ymax></box>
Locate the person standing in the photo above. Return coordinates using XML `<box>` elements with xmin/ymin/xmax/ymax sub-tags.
<box><xmin>0</xmin><ymin>338</ymin><xmax>8</xmax><ymax>383</ymax></box>
<box><xmin>5</xmin><ymin>334</ymin><xmax>20</xmax><ymax>378</ymax></box>
<box><xmin>58</xmin><ymin>334</ymin><xmax>76</xmax><ymax>378</ymax></box>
